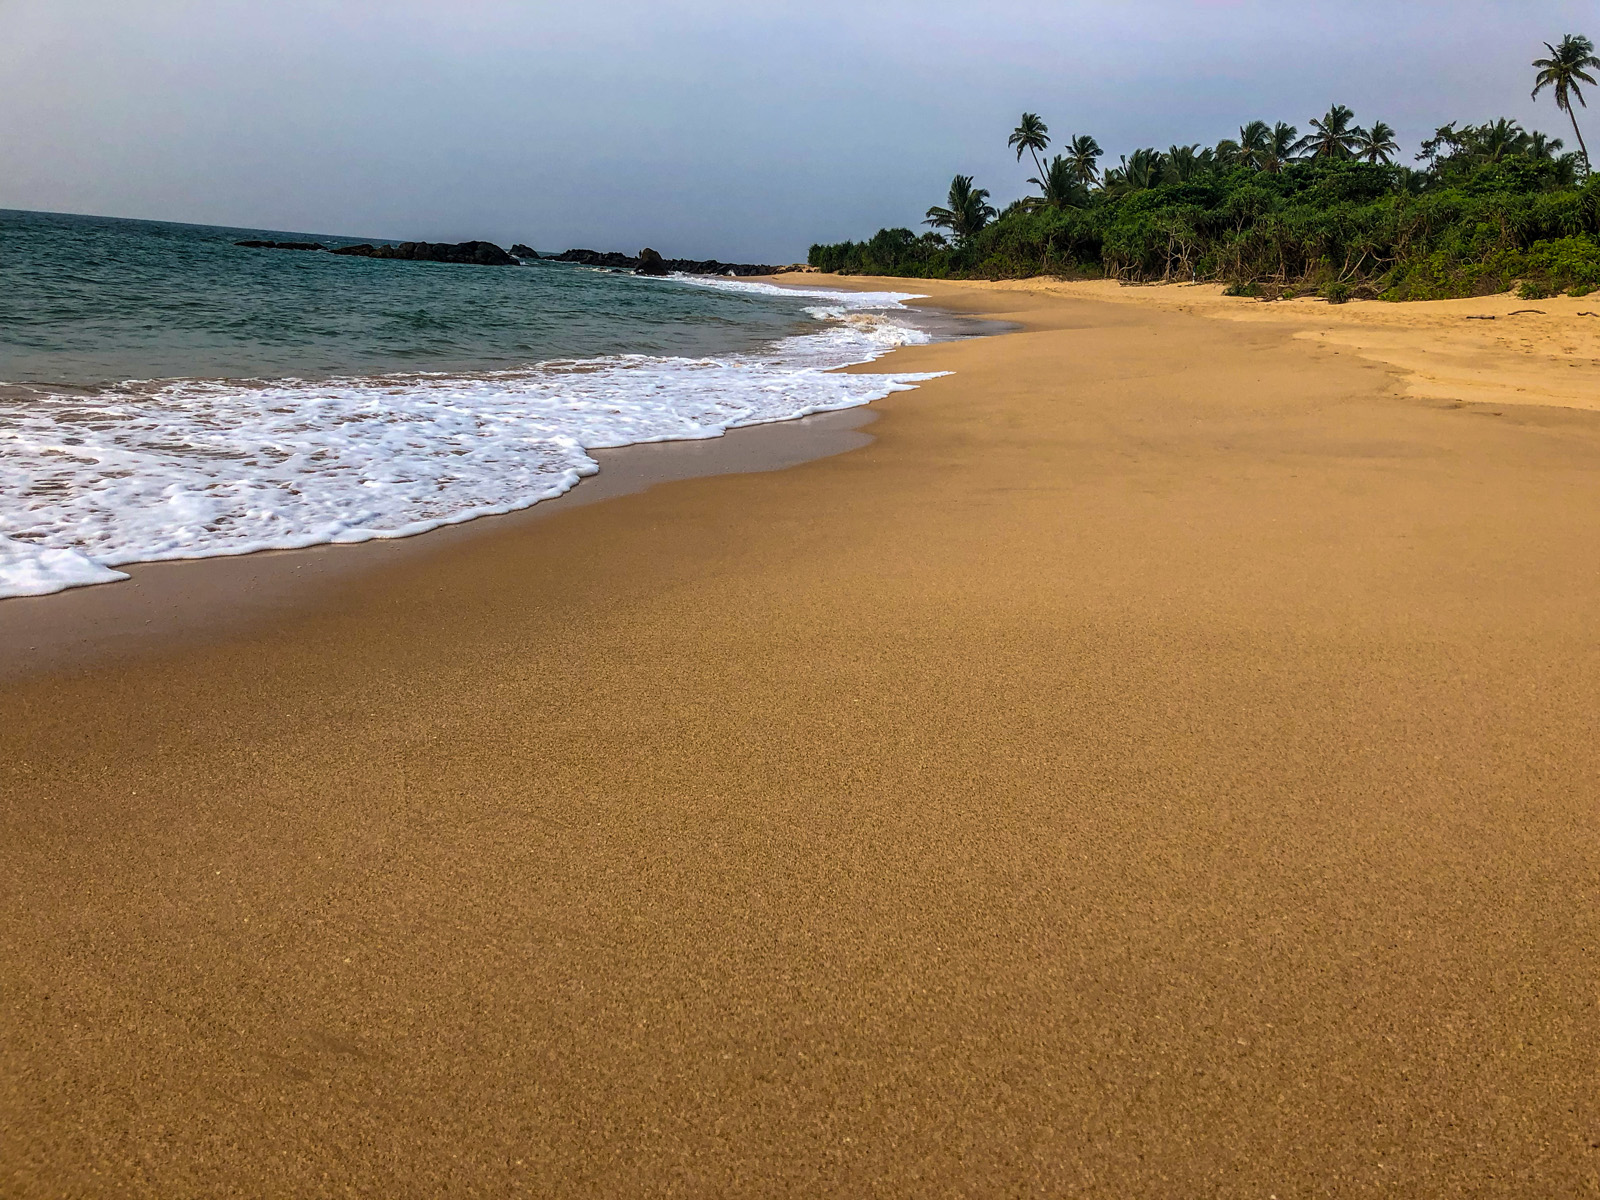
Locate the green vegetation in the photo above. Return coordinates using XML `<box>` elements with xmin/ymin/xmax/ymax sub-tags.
<box><xmin>810</xmin><ymin>33</ymin><xmax>1600</xmax><ymax>301</ymax></box>
<box><xmin>922</xmin><ymin>175</ymin><xmax>997</xmax><ymax>245</ymax></box>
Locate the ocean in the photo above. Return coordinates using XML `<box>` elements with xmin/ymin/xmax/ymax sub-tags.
<box><xmin>0</xmin><ymin>210</ymin><xmax>940</xmax><ymax>598</ymax></box>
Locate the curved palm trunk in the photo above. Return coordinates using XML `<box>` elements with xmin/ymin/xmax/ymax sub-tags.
<box><xmin>1565</xmin><ymin>103</ymin><xmax>1591</xmax><ymax>170</ymax></box>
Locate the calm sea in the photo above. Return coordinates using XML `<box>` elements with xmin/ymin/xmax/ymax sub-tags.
<box><xmin>0</xmin><ymin>210</ymin><xmax>937</xmax><ymax>597</ymax></box>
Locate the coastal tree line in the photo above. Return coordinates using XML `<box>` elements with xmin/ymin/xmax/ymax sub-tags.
<box><xmin>811</xmin><ymin>34</ymin><xmax>1600</xmax><ymax>301</ymax></box>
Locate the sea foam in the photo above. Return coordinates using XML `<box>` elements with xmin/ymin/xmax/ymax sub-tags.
<box><xmin>0</xmin><ymin>281</ymin><xmax>942</xmax><ymax>599</ymax></box>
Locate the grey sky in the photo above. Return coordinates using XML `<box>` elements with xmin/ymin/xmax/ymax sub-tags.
<box><xmin>2</xmin><ymin>1</ymin><xmax>1594</xmax><ymax>260</ymax></box>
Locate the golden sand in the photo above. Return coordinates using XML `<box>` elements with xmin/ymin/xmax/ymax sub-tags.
<box><xmin>988</xmin><ymin>276</ymin><xmax>1600</xmax><ymax>412</ymax></box>
<box><xmin>3</xmin><ymin>280</ymin><xmax>1599</xmax><ymax>1195</ymax></box>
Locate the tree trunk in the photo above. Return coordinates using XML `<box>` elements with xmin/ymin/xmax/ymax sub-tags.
<box><xmin>1567</xmin><ymin>105</ymin><xmax>1591</xmax><ymax>172</ymax></box>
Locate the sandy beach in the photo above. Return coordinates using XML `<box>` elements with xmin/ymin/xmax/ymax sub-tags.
<box><xmin>4</xmin><ymin>278</ymin><xmax>1600</xmax><ymax>1196</ymax></box>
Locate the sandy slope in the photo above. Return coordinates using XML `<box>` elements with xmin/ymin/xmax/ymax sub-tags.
<box><xmin>3</xmin><ymin>279</ymin><xmax>1599</xmax><ymax>1197</ymax></box>
<box><xmin>995</xmin><ymin>277</ymin><xmax>1600</xmax><ymax>412</ymax></box>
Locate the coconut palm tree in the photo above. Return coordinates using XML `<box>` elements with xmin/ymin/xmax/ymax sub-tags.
<box><xmin>1229</xmin><ymin>120</ymin><xmax>1273</xmax><ymax>170</ymax></box>
<box><xmin>1028</xmin><ymin>156</ymin><xmax>1091</xmax><ymax>208</ymax></box>
<box><xmin>1551</xmin><ymin>152</ymin><xmax>1584</xmax><ymax>185</ymax></box>
<box><xmin>1532</xmin><ymin>34</ymin><xmax>1600</xmax><ymax>169</ymax></box>
<box><xmin>1526</xmin><ymin>130</ymin><xmax>1566</xmax><ymax>160</ymax></box>
<box><xmin>1259</xmin><ymin>122</ymin><xmax>1300</xmax><ymax>173</ymax></box>
<box><xmin>1009</xmin><ymin>113</ymin><xmax>1052</xmax><ymax>187</ymax></box>
<box><xmin>1165</xmin><ymin>144</ymin><xmax>1214</xmax><ymax>182</ymax></box>
<box><xmin>925</xmin><ymin>175</ymin><xmax>997</xmax><ymax>243</ymax></box>
<box><xmin>1477</xmin><ymin>117</ymin><xmax>1530</xmax><ymax>163</ymax></box>
<box><xmin>1294</xmin><ymin>105</ymin><xmax>1362</xmax><ymax>159</ymax></box>
<box><xmin>1351</xmin><ymin>120</ymin><xmax>1399</xmax><ymax>164</ymax></box>
<box><xmin>1103</xmin><ymin>148</ymin><xmax>1167</xmax><ymax>194</ymax></box>
<box><xmin>1063</xmin><ymin>134</ymin><xmax>1103</xmax><ymax>185</ymax></box>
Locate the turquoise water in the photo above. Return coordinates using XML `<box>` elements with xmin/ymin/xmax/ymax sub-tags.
<box><xmin>0</xmin><ymin>209</ymin><xmax>814</xmax><ymax>386</ymax></box>
<box><xmin>0</xmin><ymin>210</ymin><xmax>939</xmax><ymax>598</ymax></box>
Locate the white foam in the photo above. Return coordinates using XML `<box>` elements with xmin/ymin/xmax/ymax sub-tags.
<box><xmin>670</xmin><ymin>275</ymin><xmax>927</xmax><ymax>311</ymax></box>
<box><xmin>0</xmin><ymin>288</ymin><xmax>945</xmax><ymax>599</ymax></box>
<box><xmin>0</xmin><ymin>535</ymin><xmax>129</xmax><ymax>597</ymax></box>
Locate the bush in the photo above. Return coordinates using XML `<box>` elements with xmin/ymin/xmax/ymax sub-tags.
<box><xmin>1521</xmin><ymin>236</ymin><xmax>1600</xmax><ymax>288</ymax></box>
<box><xmin>1518</xmin><ymin>280</ymin><xmax>1554</xmax><ymax>300</ymax></box>
<box><xmin>815</xmin><ymin>159</ymin><xmax>1600</xmax><ymax>300</ymax></box>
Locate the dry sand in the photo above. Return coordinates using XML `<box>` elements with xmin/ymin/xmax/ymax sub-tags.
<box><xmin>984</xmin><ymin>276</ymin><xmax>1600</xmax><ymax>412</ymax></box>
<box><xmin>3</xmin><ymin>279</ymin><xmax>1600</xmax><ymax>1196</ymax></box>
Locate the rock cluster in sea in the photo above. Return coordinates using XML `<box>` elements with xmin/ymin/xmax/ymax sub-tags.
<box><xmin>234</xmin><ymin>238</ymin><xmax>784</xmax><ymax>275</ymax></box>
<box><xmin>549</xmin><ymin>248</ymin><xmax>781</xmax><ymax>276</ymax></box>
<box><xmin>330</xmin><ymin>241</ymin><xmax>518</xmax><ymax>266</ymax></box>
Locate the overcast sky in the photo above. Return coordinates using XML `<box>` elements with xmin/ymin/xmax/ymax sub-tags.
<box><xmin>2</xmin><ymin>1</ymin><xmax>1595</xmax><ymax>260</ymax></box>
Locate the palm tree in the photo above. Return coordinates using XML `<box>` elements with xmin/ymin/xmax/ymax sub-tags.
<box><xmin>1532</xmin><ymin>34</ymin><xmax>1600</xmax><ymax>169</ymax></box>
<box><xmin>1104</xmin><ymin>148</ymin><xmax>1167</xmax><ymax>194</ymax></box>
<box><xmin>1478</xmin><ymin>118</ymin><xmax>1529</xmax><ymax>163</ymax></box>
<box><xmin>1526</xmin><ymin>130</ymin><xmax>1566</xmax><ymax>160</ymax></box>
<box><xmin>1165</xmin><ymin>144</ymin><xmax>1214</xmax><ymax>182</ymax></box>
<box><xmin>1230</xmin><ymin>120</ymin><xmax>1273</xmax><ymax>170</ymax></box>
<box><xmin>1294</xmin><ymin>105</ymin><xmax>1362</xmax><ymax>159</ymax></box>
<box><xmin>925</xmin><ymin>175</ymin><xmax>997</xmax><ymax>243</ymax></box>
<box><xmin>1009</xmin><ymin>113</ymin><xmax>1051</xmax><ymax>187</ymax></box>
<box><xmin>1551</xmin><ymin>152</ymin><xmax>1584</xmax><ymax>185</ymax></box>
<box><xmin>1063</xmin><ymin>134</ymin><xmax>1103</xmax><ymax>185</ymax></box>
<box><xmin>1028</xmin><ymin>156</ymin><xmax>1090</xmax><ymax>208</ymax></box>
<box><xmin>1351</xmin><ymin>120</ymin><xmax>1399</xmax><ymax>164</ymax></box>
<box><xmin>1259</xmin><ymin>122</ymin><xmax>1300</xmax><ymax>173</ymax></box>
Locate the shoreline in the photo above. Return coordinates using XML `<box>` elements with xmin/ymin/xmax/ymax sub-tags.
<box><xmin>6</xmin><ymin>277</ymin><xmax>1600</xmax><ymax>1195</ymax></box>
<box><xmin>0</xmin><ymin>406</ymin><xmax>881</xmax><ymax>682</ymax></box>
<box><xmin>1</xmin><ymin>279</ymin><xmax>996</xmax><ymax>681</ymax></box>
<box><xmin>0</xmin><ymin>270</ymin><xmax>951</xmax><ymax>611</ymax></box>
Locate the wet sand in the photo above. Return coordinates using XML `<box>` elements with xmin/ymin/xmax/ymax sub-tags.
<box><xmin>0</xmin><ymin>406</ymin><xmax>881</xmax><ymax>682</ymax></box>
<box><xmin>4</xmin><ymin>279</ymin><xmax>1600</xmax><ymax>1196</ymax></box>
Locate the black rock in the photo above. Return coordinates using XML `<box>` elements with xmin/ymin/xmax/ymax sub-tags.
<box><xmin>550</xmin><ymin>248</ymin><xmax>779</xmax><ymax>277</ymax></box>
<box><xmin>236</xmin><ymin>240</ymin><xmax>325</xmax><ymax>251</ymax></box>
<box><xmin>661</xmin><ymin>257</ymin><xmax>779</xmax><ymax>277</ymax></box>
<box><xmin>635</xmin><ymin>248</ymin><xmax>669</xmax><ymax>276</ymax></box>
<box><xmin>510</xmin><ymin>244</ymin><xmax>539</xmax><ymax>259</ymax></box>
<box><xmin>328</xmin><ymin>240</ymin><xmax>517</xmax><ymax>266</ymax></box>
<box><xmin>550</xmin><ymin>249</ymin><xmax>640</xmax><ymax>269</ymax></box>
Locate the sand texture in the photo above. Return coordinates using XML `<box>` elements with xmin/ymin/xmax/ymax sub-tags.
<box><xmin>3</xmin><ymin>280</ymin><xmax>1600</xmax><ymax>1196</ymax></box>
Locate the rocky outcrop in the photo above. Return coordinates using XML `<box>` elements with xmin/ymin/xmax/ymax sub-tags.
<box><xmin>665</xmin><ymin>257</ymin><xmax>780</xmax><ymax>277</ymax></box>
<box><xmin>550</xmin><ymin>249</ymin><xmax>639</xmax><ymax>269</ymax></box>
<box><xmin>548</xmin><ymin>248</ymin><xmax>780</xmax><ymax>276</ymax></box>
<box><xmin>235</xmin><ymin>237</ymin><xmax>784</xmax><ymax>275</ymax></box>
<box><xmin>236</xmin><ymin>240</ymin><xmax>325</xmax><ymax>251</ymax></box>
<box><xmin>329</xmin><ymin>241</ymin><xmax>517</xmax><ymax>266</ymax></box>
